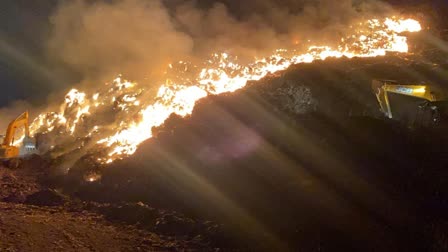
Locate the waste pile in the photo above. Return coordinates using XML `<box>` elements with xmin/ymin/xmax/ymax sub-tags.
<box><xmin>48</xmin><ymin>43</ymin><xmax>448</xmax><ymax>250</ymax></box>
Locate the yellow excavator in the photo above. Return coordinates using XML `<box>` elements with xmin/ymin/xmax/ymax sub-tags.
<box><xmin>372</xmin><ymin>80</ymin><xmax>448</xmax><ymax>126</ymax></box>
<box><xmin>0</xmin><ymin>111</ymin><xmax>36</xmax><ymax>159</ymax></box>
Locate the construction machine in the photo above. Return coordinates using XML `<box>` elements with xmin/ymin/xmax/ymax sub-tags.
<box><xmin>0</xmin><ymin>111</ymin><xmax>36</xmax><ymax>159</ymax></box>
<box><xmin>372</xmin><ymin>80</ymin><xmax>448</xmax><ymax>126</ymax></box>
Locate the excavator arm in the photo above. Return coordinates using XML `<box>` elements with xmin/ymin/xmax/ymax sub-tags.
<box><xmin>372</xmin><ymin>80</ymin><xmax>445</xmax><ymax>119</ymax></box>
<box><xmin>2</xmin><ymin>111</ymin><xmax>29</xmax><ymax>146</ymax></box>
<box><xmin>0</xmin><ymin>111</ymin><xmax>37</xmax><ymax>159</ymax></box>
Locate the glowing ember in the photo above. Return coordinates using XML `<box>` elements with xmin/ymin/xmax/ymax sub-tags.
<box><xmin>84</xmin><ymin>172</ymin><xmax>102</xmax><ymax>182</ymax></box>
<box><xmin>27</xmin><ymin>17</ymin><xmax>421</xmax><ymax>163</ymax></box>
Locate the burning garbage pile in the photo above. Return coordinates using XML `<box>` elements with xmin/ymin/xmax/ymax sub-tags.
<box><xmin>7</xmin><ymin>10</ymin><xmax>448</xmax><ymax>250</ymax></box>
<box><xmin>53</xmin><ymin>51</ymin><xmax>445</xmax><ymax>250</ymax></box>
<box><xmin>79</xmin><ymin>48</ymin><xmax>448</xmax><ymax>250</ymax></box>
<box><xmin>26</xmin><ymin>17</ymin><xmax>421</xmax><ymax>172</ymax></box>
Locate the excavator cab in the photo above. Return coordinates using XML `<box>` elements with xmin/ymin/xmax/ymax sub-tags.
<box><xmin>372</xmin><ymin>80</ymin><xmax>448</xmax><ymax>127</ymax></box>
<box><xmin>21</xmin><ymin>136</ymin><xmax>37</xmax><ymax>154</ymax></box>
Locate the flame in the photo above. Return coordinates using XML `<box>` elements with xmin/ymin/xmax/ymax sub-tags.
<box><xmin>384</xmin><ymin>18</ymin><xmax>422</xmax><ymax>33</ymax></box>
<box><xmin>27</xmin><ymin>17</ymin><xmax>421</xmax><ymax>163</ymax></box>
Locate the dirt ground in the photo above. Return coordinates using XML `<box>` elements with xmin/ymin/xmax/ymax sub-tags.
<box><xmin>0</xmin><ymin>161</ymin><xmax>209</xmax><ymax>252</ymax></box>
<box><xmin>0</xmin><ymin>202</ymin><xmax>174</xmax><ymax>252</ymax></box>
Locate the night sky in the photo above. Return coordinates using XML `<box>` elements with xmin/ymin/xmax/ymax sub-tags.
<box><xmin>0</xmin><ymin>1</ymin><xmax>63</xmax><ymax>107</ymax></box>
<box><xmin>0</xmin><ymin>0</ymin><xmax>446</xmax><ymax>108</ymax></box>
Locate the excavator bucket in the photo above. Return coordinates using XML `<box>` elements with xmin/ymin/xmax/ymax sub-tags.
<box><xmin>372</xmin><ymin>80</ymin><xmax>394</xmax><ymax>118</ymax></box>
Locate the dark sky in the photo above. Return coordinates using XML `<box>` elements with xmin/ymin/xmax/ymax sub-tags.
<box><xmin>0</xmin><ymin>1</ymin><xmax>62</xmax><ymax>107</ymax></box>
<box><xmin>0</xmin><ymin>0</ymin><xmax>446</xmax><ymax>108</ymax></box>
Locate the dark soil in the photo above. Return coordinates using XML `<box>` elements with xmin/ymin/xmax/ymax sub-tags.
<box><xmin>0</xmin><ymin>156</ymin><xmax>212</xmax><ymax>251</ymax></box>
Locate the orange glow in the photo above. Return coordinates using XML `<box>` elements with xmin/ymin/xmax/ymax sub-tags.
<box><xmin>26</xmin><ymin>17</ymin><xmax>421</xmax><ymax>163</ymax></box>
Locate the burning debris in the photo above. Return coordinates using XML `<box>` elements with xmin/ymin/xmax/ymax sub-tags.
<box><xmin>23</xmin><ymin>17</ymin><xmax>421</xmax><ymax>169</ymax></box>
<box><xmin>6</xmin><ymin>0</ymin><xmax>448</xmax><ymax>251</ymax></box>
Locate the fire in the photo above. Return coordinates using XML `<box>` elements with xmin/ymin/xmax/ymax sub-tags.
<box><xmin>384</xmin><ymin>18</ymin><xmax>422</xmax><ymax>33</ymax></box>
<box><xmin>84</xmin><ymin>172</ymin><xmax>102</xmax><ymax>182</ymax></box>
<box><xmin>27</xmin><ymin>17</ymin><xmax>421</xmax><ymax>163</ymax></box>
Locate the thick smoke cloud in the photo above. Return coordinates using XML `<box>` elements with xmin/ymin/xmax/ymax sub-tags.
<box><xmin>173</xmin><ymin>0</ymin><xmax>391</xmax><ymax>59</ymax></box>
<box><xmin>2</xmin><ymin>0</ymin><xmax>186</xmax><ymax>123</ymax></box>
<box><xmin>48</xmin><ymin>0</ymin><xmax>193</xmax><ymax>82</ymax></box>
<box><xmin>177</xmin><ymin>0</ymin><xmax>393</xmax><ymax>50</ymax></box>
<box><xmin>47</xmin><ymin>0</ymin><xmax>394</xmax><ymax>83</ymax></box>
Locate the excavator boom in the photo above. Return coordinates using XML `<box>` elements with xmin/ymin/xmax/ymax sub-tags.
<box><xmin>2</xmin><ymin>111</ymin><xmax>29</xmax><ymax>146</ymax></box>
<box><xmin>0</xmin><ymin>111</ymin><xmax>34</xmax><ymax>159</ymax></box>
<box><xmin>372</xmin><ymin>80</ymin><xmax>446</xmax><ymax>119</ymax></box>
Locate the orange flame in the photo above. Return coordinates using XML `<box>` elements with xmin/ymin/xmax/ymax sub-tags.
<box><xmin>28</xmin><ymin>17</ymin><xmax>421</xmax><ymax>163</ymax></box>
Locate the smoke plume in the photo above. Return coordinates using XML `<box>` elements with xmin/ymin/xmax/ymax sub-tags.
<box><xmin>47</xmin><ymin>0</ymin><xmax>193</xmax><ymax>83</ymax></box>
<box><xmin>47</xmin><ymin>0</ymin><xmax>394</xmax><ymax>83</ymax></box>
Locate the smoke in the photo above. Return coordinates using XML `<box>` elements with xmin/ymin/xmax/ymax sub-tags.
<box><xmin>47</xmin><ymin>0</ymin><xmax>394</xmax><ymax>83</ymax></box>
<box><xmin>47</xmin><ymin>0</ymin><xmax>194</xmax><ymax>82</ymax></box>
<box><xmin>11</xmin><ymin>0</ymin><xmax>408</xmax><ymax>168</ymax></box>
<box><xmin>174</xmin><ymin>0</ymin><xmax>392</xmax><ymax>58</ymax></box>
<box><xmin>0</xmin><ymin>0</ymin><xmax>395</xmax><ymax>144</ymax></box>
